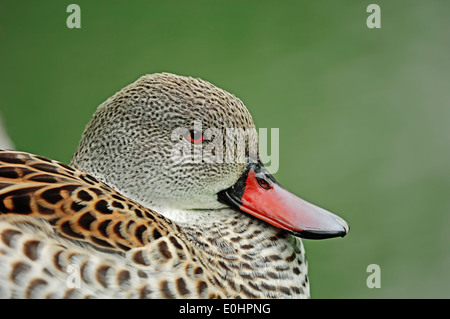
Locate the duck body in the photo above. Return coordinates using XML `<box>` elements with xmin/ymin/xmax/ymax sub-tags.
<box><xmin>0</xmin><ymin>73</ymin><xmax>347</xmax><ymax>298</ymax></box>
<box><xmin>0</xmin><ymin>151</ymin><xmax>308</xmax><ymax>298</ymax></box>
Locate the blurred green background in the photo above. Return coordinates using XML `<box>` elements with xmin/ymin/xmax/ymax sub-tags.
<box><xmin>1</xmin><ymin>1</ymin><xmax>449</xmax><ymax>298</ymax></box>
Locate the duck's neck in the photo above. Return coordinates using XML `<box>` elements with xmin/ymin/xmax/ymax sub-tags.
<box><xmin>160</xmin><ymin>207</ymin><xmax>311</xmax><ymax>298</ymax></box>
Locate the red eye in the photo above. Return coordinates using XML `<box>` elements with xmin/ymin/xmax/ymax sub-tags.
<box><xmin>186</xmin><ymin>130</ymin><xmax>204</xmax><ymax>144</ymax></box>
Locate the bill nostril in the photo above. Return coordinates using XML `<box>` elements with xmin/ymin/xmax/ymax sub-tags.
<box><xmin>256</xmin><ymin>177</ymin><xmax>271</xmax><ymax>190</ymax></box>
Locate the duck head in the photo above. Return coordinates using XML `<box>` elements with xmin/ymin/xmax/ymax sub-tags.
<box><xmin>71</xmin><ymin>73</ymin><xmax>348</xmax><ymax>239</ymax></box>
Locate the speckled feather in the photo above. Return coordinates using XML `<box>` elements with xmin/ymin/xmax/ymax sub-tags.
<box><xmin>0</xmin><ymin>73</ymin><xmax>310</xmax><ymax>298</ymax></box>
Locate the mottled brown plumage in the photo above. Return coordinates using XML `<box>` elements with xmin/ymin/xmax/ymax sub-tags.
<box><xmin>0</xmin><ymin>150</ymin><xmax>308</xmax><ymax>298</ymax></box>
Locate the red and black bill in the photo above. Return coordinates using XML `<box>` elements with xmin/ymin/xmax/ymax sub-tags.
<box><xmin>218</xmin><ymin>162</ymin><xmax>349</xmax><ymax>239</ymax></box>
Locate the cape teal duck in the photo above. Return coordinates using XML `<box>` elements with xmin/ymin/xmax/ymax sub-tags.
<box><xmin>0</xmin><ymin>73</ymin><xmax>348</xmax><ymax>298</ymax></box>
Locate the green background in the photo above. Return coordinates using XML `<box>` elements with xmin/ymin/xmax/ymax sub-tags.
<box><xmin>1</xmin><ymin>1</ymin><xmax>449</xmax><ymax>298</ymax></box>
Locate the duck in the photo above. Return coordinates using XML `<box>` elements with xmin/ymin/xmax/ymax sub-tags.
<box><xmin>0</xmin><ymin>73</ymin><xmax>348</xmax><ymax>299</ymax></box>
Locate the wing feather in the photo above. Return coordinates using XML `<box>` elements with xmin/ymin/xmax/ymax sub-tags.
<box><xmin>0</xmin><ymin>150</ymin><xmax>174</xmax><ymax>252</ymax></box>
